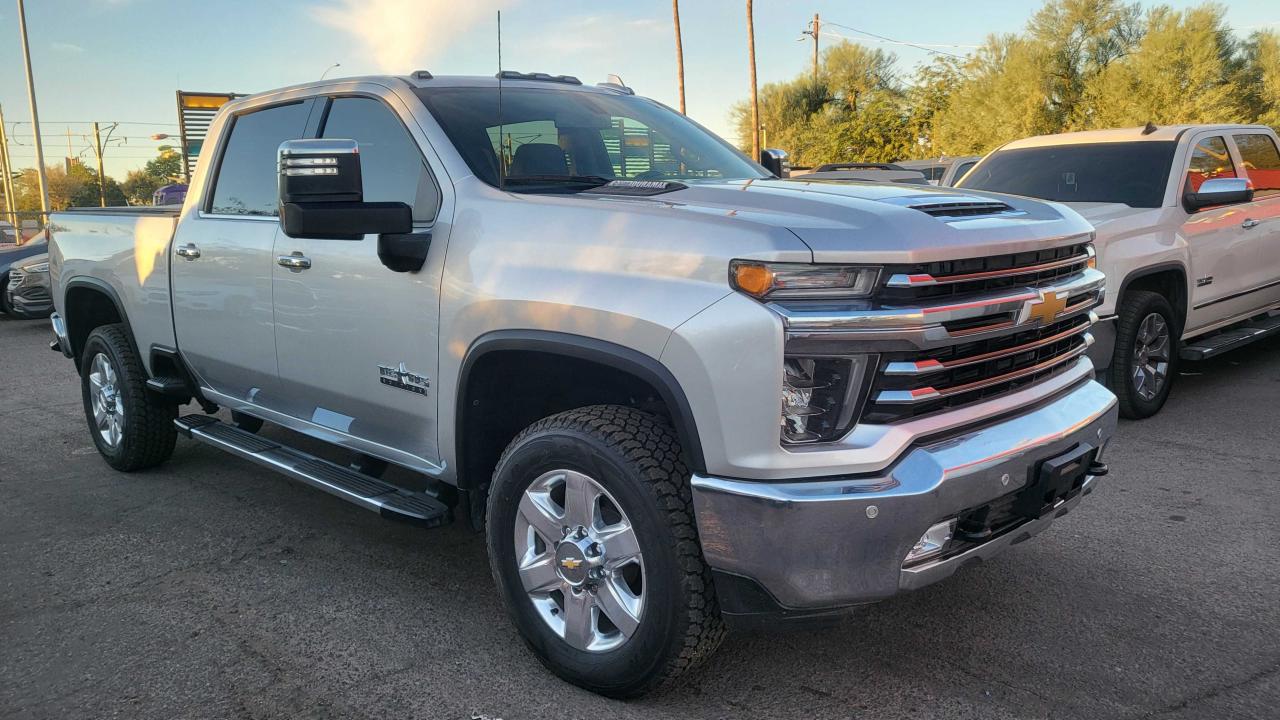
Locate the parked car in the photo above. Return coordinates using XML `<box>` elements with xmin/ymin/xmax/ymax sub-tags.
<box><xmin>47</xmin><ymin>72</ymin><xmax>1116</xmax><ymax>697</ymax></box>
<box><xmin>0</xmin><ymin>237</ymin><xmax>49</xmax><ymax>316</ymax></box>
<box><xmin>797</xmin><ymin>162</ymin><xmax>930</xmax><ymax>184</ymax></box>
<box><xmin>4</xmin><ymin>251</ymin><xmax>53</xmax><ymax>318</ymax></box>
<box><xmin>898</xmin><ymin>156</ymin><xmax>983</xmax><ymax>186</ymax></box>
<box><xmin>958</xmin><ymin>124</ymin><xmax>1280</xmax><ymax>417</ymax></box>
<box><xmin>152</xmin><ymin>184</ymin><xmax>188</xmax><ymax>206</ymax></box>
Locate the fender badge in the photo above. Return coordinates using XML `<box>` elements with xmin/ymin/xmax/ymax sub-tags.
<box><xmin>378</xmin><ymin>363</ymin><xmax>430</xmax><ymax>396</ymax></box>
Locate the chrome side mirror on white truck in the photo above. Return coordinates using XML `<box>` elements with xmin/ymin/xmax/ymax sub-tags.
<box><xmin>1183</xmin><ymin>176</ymin><xmax>1254</xmax><ymax>212</ymax></box>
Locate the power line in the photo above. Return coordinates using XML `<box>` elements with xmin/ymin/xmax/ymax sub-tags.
<box><xmin>821</xmin><ymin>20</ymin><xmax>972</xmax><ymax>59</ymax></box>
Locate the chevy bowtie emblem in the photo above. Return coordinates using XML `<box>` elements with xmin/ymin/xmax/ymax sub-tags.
<box><xmin>560</xmin><ymin>558</ymin><xmax>583</xmax><ymax>571</ymax></box>
<box><xmin>1024</xmin><ymin>290</ymin><xmax>1068</xmax><ymax>325</ymax></box>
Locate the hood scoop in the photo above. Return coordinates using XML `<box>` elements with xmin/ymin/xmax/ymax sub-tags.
<box><xmin>876</xmin><ymin>194</ymin><xmax>1021</xmax><ymax>220</ymax></box>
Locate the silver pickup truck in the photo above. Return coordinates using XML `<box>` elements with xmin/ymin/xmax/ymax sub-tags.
<box><xmin>47</xmin><ymin>72</ymin><xmax>1117</xmax><ymax>697</ymax></box>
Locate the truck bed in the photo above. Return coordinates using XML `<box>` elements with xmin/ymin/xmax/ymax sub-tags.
<box><xmin>50</xmin><ymin>207</ymin><xmax>180</xmax><ymax>372</ymax></box>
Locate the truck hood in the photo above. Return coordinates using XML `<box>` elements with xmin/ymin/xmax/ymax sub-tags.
<box><xmin>628</xmin><ymin>178</ymin><xmax>1095</xmax><ymax>264</ymax></box>
<box><xmin>1055</xmin><ymin>201</ymin><xmax>1168</xmax><ymax>244</ymax></box>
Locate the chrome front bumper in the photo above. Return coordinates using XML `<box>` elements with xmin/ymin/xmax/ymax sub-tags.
<box><xmin>691</xmin><ymin>377</ymin><xmax>1118</xmax><ymax>617</ymax></box>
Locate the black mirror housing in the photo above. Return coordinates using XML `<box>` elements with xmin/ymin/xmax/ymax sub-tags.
<box><xmin>760</xmin><ymin>148</ymin><xmax>791</xmax><ymax>178</ymax></box>
<box><xmin>277</xmin><ymin>138</ymin><xmax>413</xmax><ymax>240</ymax></box>
<box><xmin>1183</xmin><ymin>177</ymin><xmax>1254</xmax><ymax>212</ymax></box>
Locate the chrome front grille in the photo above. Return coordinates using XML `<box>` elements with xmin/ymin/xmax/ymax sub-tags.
<box><xmin>863</xmin><ymin>313</ymin><xmax>1094</xmax><ymax>424</ymax></box>
<box><xmin>880</xmin><ymin>242</ymin><xmax>1093</xmax><ymax>302</ymax></box>
<box><xmin>775</xmin><ymin>239</ymin><xmax>1104</xmax><ymax>433</ymax></box>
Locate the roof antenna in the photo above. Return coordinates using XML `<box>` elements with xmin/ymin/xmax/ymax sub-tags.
<box><xmin>497</xmin><ymin>10</ymin><xmax>506</xmax><ymax>190</ymax></box>
<box><xmin>1142</xmin><ymin>121</ymin><xmax>1158</xmax><ymax>135</ymax></box>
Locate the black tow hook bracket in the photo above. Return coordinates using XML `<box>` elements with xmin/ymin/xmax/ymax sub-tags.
<box><xmin>1088</xmin><ymin>460</ymin><xmax>1109</xmax><ymax>477</ymax></box>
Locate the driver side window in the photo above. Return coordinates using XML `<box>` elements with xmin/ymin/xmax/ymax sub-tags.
<box><xmin>1185</xmin><ymin>136</ymin><xmax>1237</xmax><ymax>193</ymax></box>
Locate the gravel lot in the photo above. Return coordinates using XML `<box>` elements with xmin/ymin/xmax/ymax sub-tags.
<box><xmin>2</xmin><ymin>313</ymin><xmax>1277</xmax><ymax>720</ymax></box>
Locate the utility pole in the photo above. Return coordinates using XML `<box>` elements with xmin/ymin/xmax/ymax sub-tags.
<box><xmin>672</xmin><ymin>0</ymin><xmax>686</xmax><ymax>114</ymax></box>
<box><xmin>0</xmin><ymin>105</ymin><xmax>20</xmax><ymax>237</ymax></box>
<box><xmin>93</xmin><ymin>122</ymin><xmax>106</xmax><ymax>207</ymax></box>
<box><xmin>810</xmin><ymin>14</ymin><xmax>821</xmax><ymax>85</ymax></box>
<box><xmin>16</xmin><ymin>0</ymin><xmax>51</xmax><ymax>222</ymax></box>
<box><xmin>746</xmin><ymin>0</ymin><xmax>760</xmax><ymax>161</ymax></box>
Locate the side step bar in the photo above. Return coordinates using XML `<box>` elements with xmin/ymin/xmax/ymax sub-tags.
<box><xmin>1181</xmin><ymin>313</ymin><xmax>1280</xmax><ymax>361</ymax></box>
<box><xmin>175</xmin><ymin>415</ymin><xmax>452</xmax><ymax>528</ymax></box>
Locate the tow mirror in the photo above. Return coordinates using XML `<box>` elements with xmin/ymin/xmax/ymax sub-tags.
<box><xmin>760</xmin><ymin>148</ymin><xmax>791</xmax><ymax>178</ymax></box>
<box><xmin>1183</xmin><ymin>177</ymin><xmax>1253</xmax><ymax>212</ymax></box>
<box><xmin>277</xmin><ymin>139</ymin><xmax>412</xmax><ymax>240</ymax></box>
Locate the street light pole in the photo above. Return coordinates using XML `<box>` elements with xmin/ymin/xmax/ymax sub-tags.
<box><xmin>16</xmin><ymin>0</ymin><xmax>51</xmax><ymax>220</ymax></box>
<box><xmin>672</xmin><ymin>0</ymin><xmax>686</xmax><ymax>114</ymax></box>
<box><xmin>746</xmin><ymin>0</ymin><xmax>760</xmax><ymax>161</ymax></box>
<box><xmin>0</xmin><ymin>104</ymin><xmax>20</xmax><ymax>236</ymax></box>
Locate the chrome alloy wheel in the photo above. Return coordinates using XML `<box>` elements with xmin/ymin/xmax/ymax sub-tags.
<box><xmin>1132</xmin><ymin>312</ymin><xmax>1171</xmax><ymax>401</ymax></box>
<box><xmin>515</xmin><ymin>469</ymin><xmax>645</xmax><ymax>653</ymax></box>
<box><xmin>88</xmin><ymin>352</ymin><xmax>126</xmax><ymax>448</ymax></box>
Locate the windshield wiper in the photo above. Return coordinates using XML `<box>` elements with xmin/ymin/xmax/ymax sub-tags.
<box><xmin>501</xmin><ymin>174</ymin><xmax>612</xmax><ymax>189</ymax></box>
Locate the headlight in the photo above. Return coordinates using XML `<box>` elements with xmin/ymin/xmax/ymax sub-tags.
<box><xmin>781</xmin><ymin>354</ymin><xmax>871</xmax><ymax>443</ymax></box>
<box><xmin>20</xmin><ymin>261</ymin><xmax>49</xmax><ymax>274</ymax></box>
<box><xmin>730</xmin><ymin>260</ymin><xmax>880</xmax><ymax>300</ymax></box>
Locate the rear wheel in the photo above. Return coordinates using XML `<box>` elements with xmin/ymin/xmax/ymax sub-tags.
<box><xmin>1108</xmin><ymin>290</ymin><xmax>1178</xmax><ymax>419</ymax></box>
<box><xmin>486</xmin><ymin>405</ymin><xmax>724</xmax><ymax>698</ymax></box>
<box><xmin>80</xmin><ymin>324</ymin><xmax>177</xmax><ymax>471</ymax></box>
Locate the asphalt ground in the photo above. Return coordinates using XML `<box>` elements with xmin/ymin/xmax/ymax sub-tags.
<box><xmin>1</xmin><ymin>313</ymin><xmax>1277</xmax><ymax>720</ymax></box>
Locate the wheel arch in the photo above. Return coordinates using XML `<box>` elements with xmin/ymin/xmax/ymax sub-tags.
<box><xmin>63</xmin><ymin>277</ymin><xmax>136</xmax><ymax>371</ymax></box>
<box><xmin>454</xmin><ymin>331</ymin><xmax>707</xmax><ymax>496</ymax></box>
<box><xmin>1115</xmin><ymin>263</ymin><xmax>1189</xmax><ymax>332</ymax></box>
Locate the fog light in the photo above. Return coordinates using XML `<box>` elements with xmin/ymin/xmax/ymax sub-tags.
<box><xmin>903</xmin><ymin>519</ymin><xmax>957</xmax><ymax>565</ymax></box>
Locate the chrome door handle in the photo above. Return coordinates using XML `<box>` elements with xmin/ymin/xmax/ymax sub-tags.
<box><xmin>175</xmin><ymin>243</ymin><xmax>201</xmax><ymax>260</ymax></box>
<box><xmin>1242</xmin><ymin>219</ymin><xmax>1259</xmax><ymax>229</ymax></box>
<box><xmin>277</xmin><ymin>252</ymin><xmax>312</xmax><ymax>271</ymax></box>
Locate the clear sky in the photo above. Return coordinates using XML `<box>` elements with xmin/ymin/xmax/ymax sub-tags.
<box><xmin>2</xmin><ymin>0</ymin><xmax>1276</xmax><ymax>179</ymax></box>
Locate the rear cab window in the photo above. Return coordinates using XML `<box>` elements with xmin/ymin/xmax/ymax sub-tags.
<box><xmin>1232</xmin><ymin>133</ymin><xmax>1280</xmax><ymax>198</ymax></box>
<box><xmin>208</xmin><ymin>101</ymin><xmax>313</xmax><ymax>216</ymax></box>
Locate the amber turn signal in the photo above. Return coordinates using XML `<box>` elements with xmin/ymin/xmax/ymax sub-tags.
<box><xmin>732</xmin><ymin>262</ymin><xmax>775</xmax><ymax>297</ymax></box>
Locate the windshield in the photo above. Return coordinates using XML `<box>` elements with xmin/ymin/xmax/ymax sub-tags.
<box><xmin>958</xmin><ymin>141</ymin><xmax>1177</xmax><ymax>208</ymax></box>
<box><xmin>416</xmin><ymin>86</ymin><xmax>767</xmax><ymax>190</ymax></box>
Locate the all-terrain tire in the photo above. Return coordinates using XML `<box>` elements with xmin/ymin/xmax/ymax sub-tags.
<box><xmin>80</xmin><ymin>324</ymin><xmax>177</xmax><ymax>471</ymax></box>
<box><xmin>486</xmin><ymin>405</ymin><xmax>725</xmax><ymax>698</ymax></box>
<box><xmin>1107</xmin><ymin>290</ymin><xmax>1178</xmax><ymax>419</ymax></box>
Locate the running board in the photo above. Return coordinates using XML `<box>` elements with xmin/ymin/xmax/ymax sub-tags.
<box><xmin>174</xmin><ymin>415</ymin><xmax>452</xmax><ymax>528</ymax></box>
<box><xmin>1180</xmin><ymin>313</ymin><xmax>1280</xmax><ymax>361</ymax></box>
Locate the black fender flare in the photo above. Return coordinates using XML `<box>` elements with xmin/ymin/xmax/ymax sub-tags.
<box><xmin>455</xmin><ymin>330</ymin><xmax>707</xmax><ymax>479</ymax></box>
<box><xmin>1113</xmin><ymin>262</ymin><xmax>1189</xmax><ymax>321</ymax></box>
<box><xmin>62</xmin><ymin>276</ymin><xmax>137</xmax><ymax>366</ymax></box>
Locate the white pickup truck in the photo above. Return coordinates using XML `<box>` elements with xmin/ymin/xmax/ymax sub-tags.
<box><xmin>959</xmin><ymin>124</ymin><xmax>1280</xmax><ymax>417</ymax></box>
<box><xmin>46</xmin><ymin>72</ymin><xmax>1117</xmax><ymax>696</ymax></box>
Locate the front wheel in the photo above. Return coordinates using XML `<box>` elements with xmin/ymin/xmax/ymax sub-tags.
<box><xmin>80</xmin><ymin>324</ymin><xmax>177</xmax><ymax>471</ymax></box>
<box><xmin>486</xmin><ymin>406</ymin><xmax>725</xmax><ymax>698</ymax></box>
<box><xmin>1107</xmin><ymin>290</ymin><xmax>1178</xmax><ymax>419</ymax></box>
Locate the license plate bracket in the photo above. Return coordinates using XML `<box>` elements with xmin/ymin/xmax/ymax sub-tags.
<box><xmin>1015</xmin><ymin>442</ymin><xmax>1096</xmax><ymax>519</ymax></box>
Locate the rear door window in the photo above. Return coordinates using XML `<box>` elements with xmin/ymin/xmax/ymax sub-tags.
<box><xmin>1232</xmin><ymin>133</ymin><xmax>1280</xmax><ymax>197</ymax></box>
<box><xmin>1185</xmin><ymin>136</ymin><xmax>1237</xmax><ymax>192</ymax></box>
<box><xmin>208</xmin><ymin>101</ymin><xmax>312</xmax><ymax>216</ymax></box>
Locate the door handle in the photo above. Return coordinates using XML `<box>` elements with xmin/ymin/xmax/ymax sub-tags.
<box><xmin>277</xmin><ymin>252</ymin><xmax>312</xmax><ymax>271</ymax></box>
<box><xmin>175</xmin><ymin>243</ymin><xmax>201</xmax><ymax>260</ymax></box>
<box><xmin>1242</xmin><ymin>219</ymin><xmax>1259</xmax><ymax>229</ymax></box>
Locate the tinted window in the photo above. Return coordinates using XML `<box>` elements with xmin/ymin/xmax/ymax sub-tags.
<box><xmin>1233</xmin><ymin>133</ymin><xmax>1280</xmax><ymax>195</ymax></box>
<box><xmin>417</xmin><ymin>87</ymin><xmax>765</xmax><ymax>189</ymax></box>
<box><xmin>951</xmin><ymin>161</ymin><xmax>978</xmax><ymax>184</ymax></box>
<box><xmin>1185</xmin><ymin>136</ymin><xmax>1236</xmax><ymax>192</ymax></box>
<box><xmin>321</xmin><ymin>97</ymin><xmax>438</xmax><ymax>221</ymax></box>
<box><xmin>958</xmin><ymin>141</ymin><xmax>1177</xmax><ymax>208</ymax></box>
<box><xmin>209</xmin><ymin>102</ymin><xmax>311</xmax><ymax>216</ymax></box>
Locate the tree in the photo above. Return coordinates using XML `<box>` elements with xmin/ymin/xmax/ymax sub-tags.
<box><xmin>120</xmin><ymin>146</ymin><xmax>184</xmax><ymax>205</ymax></box>
<box><xmin>1242</xmin><ymin>30</ymin><xmax>1280</xmax><ymax>129</ymax></box>
<box><xmin>122</xmin><ymin>169</ymin><xmax>163</xmax><ymax>206</ymax></box>
<box><xmin>1082</xmin><ymin>5</ymin><xmax>1248</xmax><ymax>127</ymax></box>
